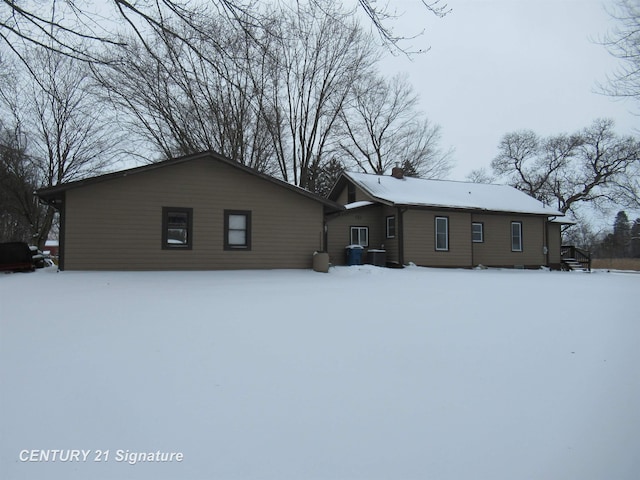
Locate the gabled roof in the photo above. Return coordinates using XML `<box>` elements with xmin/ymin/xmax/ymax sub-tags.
<box><xmin>331</xmin><ymin>171</ymin><xmax>563</xmax><ymax>216</ymax></box>
<box><xmin>36</xmin><ymin>150</ymin><xmax>343</xmax><ymax>212</ymax></box>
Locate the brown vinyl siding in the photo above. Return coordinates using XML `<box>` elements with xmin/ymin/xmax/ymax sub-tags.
<box><xmin>403</xmin><ymin>209</ymin><xmax>472</xmax><ymax>267</ymax></box>
<box><xmin>471</xmin><ymin>214</ymin><xmax>546</xmax><ymax>267</ymax></box>
<box><xmin>326</xmin><ymin>206</ymin><xmax>553</xmax><ymax>269</ymax></box>
<box><xmin>335</xmin><ymin>186</ymin><xmax>347</xmax><ymax>205</ymax></box>
<box><xmin>382</xmin><ymin>206</ymin><xmax>399</xmax><ymax>264</ymax></box>
<box><xmin>547</xmin><ymin>222</ymin><xmax>562</xmax><ymax>268</ymax></box>
<box><xmin>63</xmin><ymin>158</ymin><xmax>324</xmax><ymax>270</ymax></box>
<box><xmin>326</xmin><ymin>205</ymin><xmax>384</xmax><ymax>265</ymax></box>
<box><xmin>335</xmin><ymin>183</ymin><xmax>372</xmax><ymax>205</ymax></box>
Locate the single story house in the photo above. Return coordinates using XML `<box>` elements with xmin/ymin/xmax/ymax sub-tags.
<box><xmin>37</xmin><ymin>151</ymin><xmax>342</xmax><ymax>270</ymax></box>
<box><xmin>326</xmin><ymin>167</ymin><xmax>566</xmax><ymax>269</ymax></box>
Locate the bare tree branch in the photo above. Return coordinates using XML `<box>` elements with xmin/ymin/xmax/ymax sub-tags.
<box><xmin>491</xmin><ymin>119</ymin><xmax>640</xmax><ymax>214</ymax></box>
<box><xmin>0</xmin><ymin>48</ymin><xmax>126</xmax><ymax>245</ymax></box>
<box><xmin>598</xmin><ymin>0</ymin><xmax>640</xmax><ymax>111</ymax></box>
<box><xmin>356</xmin><ymin>0</ymin><xmax>450</xmax><ymax>55</ymax></box>
<box><xmin>337</xmin><ymin>73</ymin><xmax>452</xmax><ymax>178</ymax></box>
<box><xmin>1</xmin><ymin>0</ymin><xmax>448</xmax><ymax>66</ymax></box>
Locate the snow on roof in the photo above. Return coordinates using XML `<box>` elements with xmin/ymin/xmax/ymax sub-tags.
<box><xmin>550</xmin><ymin>216</ymin><xmax>576</xmax><ymax>225</ymax></box>
<box><xmin>344</xmin><ymin>200</ymin><xmax>375</xmax><ymax>210</ymax></box>
<box><xmin>345</xmin><ymin>172</ymin><xmax>563</xmax><ymax>216</ymax></box>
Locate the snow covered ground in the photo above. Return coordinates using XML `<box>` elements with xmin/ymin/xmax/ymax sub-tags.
<box><xmin>1</xmin><ymin>265</ymin><xmax>638</xmax><ymax>480</ymax></box>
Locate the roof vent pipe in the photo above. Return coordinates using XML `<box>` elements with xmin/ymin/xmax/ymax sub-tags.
<box><xmin>391</xmin><ymin>167</ymin><xmax>404</xmax><ymax>179</ymax></box>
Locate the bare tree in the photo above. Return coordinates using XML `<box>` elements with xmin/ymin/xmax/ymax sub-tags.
<box><xmin>398</xmin><ymin>118</ymin><xmax>453</xmax><ymax>178</ymax></box>
<box><xmin>0</xmin><ymin>0</ymin><xmax>449</xmax><ymax>65</ymax></box>
<box><xmin>491</xmin><ymin>129</ymin><xmax>583</xmax><ymax>206</ymax></box>
<box><xmin>92</xmin><ymin>37</ymin><xmax>199</xmax><ymax>161</ymax></box>
<box><xmin>491</xmin><ymin>119</ymin><xmax>640</xmax><ymax>215</ymax></box>
<box><xmin>0</xmin><ymin>55</ymin><xmax>49</xmax><ymax>244</ymax></box>
<box><xmin>466</xmin><ymin>167</ymin><xmax>495</xmax><ymax>184</ymax></box>
<box><xmin>30</xmin><ymin>54</ymin><xmax>117</xmax><ymax>185</ymax></box>
<box><xmin>1</xmin><ymin>50</ymin><xmax>122</xmax><ymax>246</ymax></box>
<box><xmin>600</xmin><ymin>0</ymin><xmax>640</xmax><ymax>110</ymax></box>
<box><xmin>92</xmin><ymin>1</ymin><xmax>452</xmax><ymax>191</ymax></box>
<box><xmin>561</xmin><ymin>212</ymin><xmax>601</xmax><ymax>252</ymax></box>
<box><xmin>263</xmin><ymin>1</ymin><xmax>378</xmax><ymax>189</ymax></box>
<box><xmin>92</xmin><ymin>15</ymin><xmax>280</xmax><ymax>173</ymax></box>
<box><xmin>354</xmin><ymin>0</ymin><xmax>450</xmax><ymax>54</ymax></box>
<box><xmin>337</xmin><ymin>74</ymin><xmax>452</xmax><ymax>177</ymax></box>
<box><xmin>91</xmin><ymin>0</ymin><xmax>392</xmax><ymax>190</ymax></box>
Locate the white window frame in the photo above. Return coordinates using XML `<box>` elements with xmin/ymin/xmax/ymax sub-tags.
<box><xmin>435</xmin><ymin>216</ymin><xmax>449</xmax><ymax>251</ymax></box>
<box><xmin>386</xmin><ymin>216</ymin><xmax>396</xmax><ymax>239</ymax></box>
<box><xmin>350</xmin><ymin>226</ymin><xmax>369</xmax><ymax>247</ymax></box>
<box><xmin>472</xmin><ymin>222</ymin><xmax>484</xmax><ymax>243</ymax></box>
<box><xmin>511</xmin><ymin>221</ymin><xmax>523</xmax><ymax>252</ymax></box>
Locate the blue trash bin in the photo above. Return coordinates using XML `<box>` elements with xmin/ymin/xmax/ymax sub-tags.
<box><xmin>345</xmin><ymin>245</ymin><xmax>364</xmax><ymax>265</ymax></box>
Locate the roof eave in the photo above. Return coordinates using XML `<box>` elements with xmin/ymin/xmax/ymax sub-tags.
<box><xmin>326</xmin><ymin>173</ymin><xmax>348</xmax><ymax>201</ymax></box>
<box><xmin>391</xmin><ymin>203</ymin><xmax>563</xmax><ymax>216</ymax></box>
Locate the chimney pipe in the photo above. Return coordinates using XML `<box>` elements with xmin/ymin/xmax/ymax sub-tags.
<box><xmin>391</xmin><ymin>167</ymin><xmax>404</xmax><ymax>179</ymax></box>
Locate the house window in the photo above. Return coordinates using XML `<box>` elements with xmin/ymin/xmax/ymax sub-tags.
<box><xmin>435</xmin><ymin>216</ymin><xmax>449</xmax><ymax>251</ymax></box>
<box><xmin>162</xmin><ymin>207</ymin><xmax>193</xmax><ymax>249</ymax></box>
<box><xmin>472</xmin><ymin>222</ymin><xmax>484</xmax><ymax>243</ymax></box>
<box><xmin>350</xmin><ymin>226</ymin><xmax>368</xmax><ymax>247</ymax></box>
<box><xmin>347</xmin><ymin>183</ymin><xmax>356</xmax><ymax>203</ymax></box>
<box><xmin>511</xmin><ymin>221</ymin><xmax>523</xmax><ymax>252</ymax></box>
<box><xmin>386</xmin><ymin>216</ymin><xmax>396</xmax><ymax>238</ymax></box>
<box><xmin>225</xmin><ymin>210</ymin><xmax>252</xmax><ymax>250</ymax></box>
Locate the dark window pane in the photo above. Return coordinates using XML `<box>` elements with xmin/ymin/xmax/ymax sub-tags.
<box><xmin>163</xmin><ymin>208</ymin><xmax>191</xmax><ymax>248</ymax></box>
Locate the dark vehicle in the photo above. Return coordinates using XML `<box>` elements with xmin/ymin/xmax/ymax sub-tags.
<box><xmin>0</xmin><ymin>242</ymin><xmax>35</xmax><ymax>272</ymax></box>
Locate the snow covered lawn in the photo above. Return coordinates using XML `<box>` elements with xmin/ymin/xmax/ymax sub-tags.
<box><xmin>1</xmin><ymin>266</ymin><xmax>638</xmax><ymax>480</ymax></box>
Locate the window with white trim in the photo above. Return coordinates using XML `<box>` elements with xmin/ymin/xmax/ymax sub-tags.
<box><xmin>435</xmin><ymin>216</ymin><xmax>449</xmax><ymax>251</ymax></box>
<box><xmin>472</xmin><ymin>222</ymin><xmax>484</xmax><ymax>243</ymax></box>
<box><xmin>386</xmin><ymin>216</ymin><xmax>396</xmax><ymax>238</ymax></box>
<box><xmin>511</xmin><ymin>221</ymin><xmax>523</xmax><ymax>252</ymax></box>
<box><xmin>350</xmin><ymin>226</ymin><xmax>369</xmax><ymax>247</ymax></box>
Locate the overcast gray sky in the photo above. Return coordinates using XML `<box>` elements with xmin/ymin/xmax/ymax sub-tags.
<box><xmin>381</xmin><ymin>0</ymin><xmax>637</xmax><ymax>181</ymax></box>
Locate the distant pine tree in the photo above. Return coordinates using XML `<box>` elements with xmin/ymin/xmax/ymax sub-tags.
<box><xmin>613</xmin><ymin>210</ymin><xmax>631</xmax><ymax>257</ymax></box>
<box><xmin>310</xmin><ymin>158</ymin><xmax>345</xmax><ymax>197</ymax></box>
<box><xmin>400</xmin><ymin>159</ymin><xmax>420</xmax><ymax>178</ymax></box>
